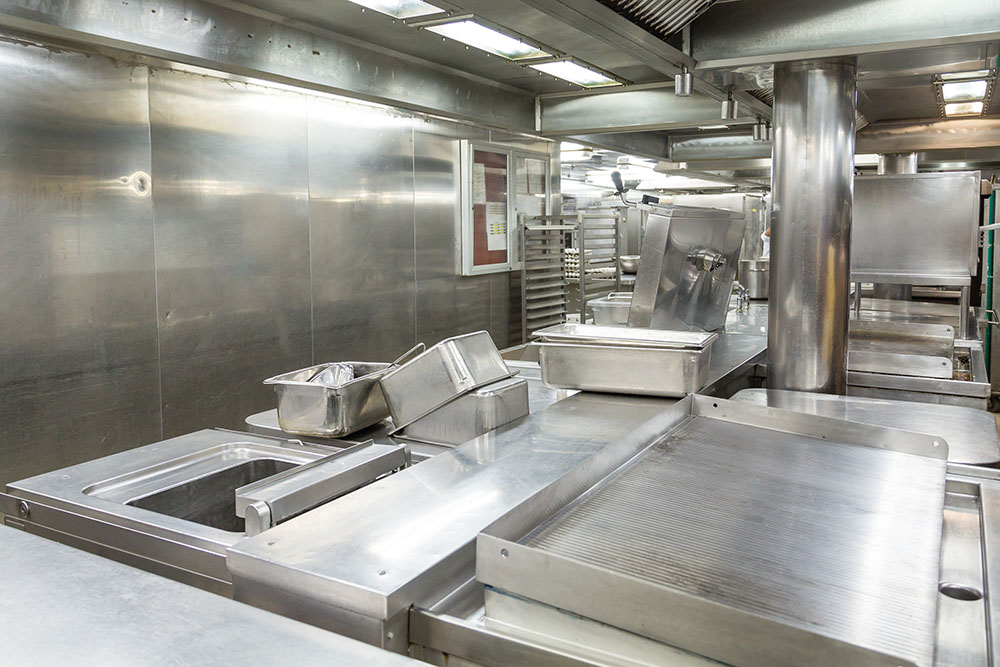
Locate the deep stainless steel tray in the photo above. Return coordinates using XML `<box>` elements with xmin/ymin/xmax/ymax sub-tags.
<box><xmin>397</xmin><ymin>377</ymin><xmax>529</xmax><ymax>447</ymax></box>
<box><xmin>380</xmin><ymin>331</ymin><xmax>511</xmax><ymax>432</ymax></box>
<box><xmin>532</xmin><ymin>322</ymin><xmax>717</xmax><ymax>349</ymax></box>
<box><xmin>588</xmin><ymin>293</ymin><xmax>632</xmax><ymax>326</ymax></box>
<box><xmin>478</xmin><ymin>395</ymin><xmax>948</xmax><ymax>667</ymax></box>
<box><xmin>536</xmin><ymin>340</ymin><xmax>712</xmax><ymax>397</ymax></box>
<box><xmin>265</xmin><ymin>362</ymin><xmax>392</xmax><ymax>438</ymax></box>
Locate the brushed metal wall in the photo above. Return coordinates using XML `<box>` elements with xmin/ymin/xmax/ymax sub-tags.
<box><xmin>0</xmin><ymin>40</ymin><xmax>549</xmax><ymax>482</ymax></box>
<box><xmin>149</xmin><ymin>70</ymin><xmax>313</xmax><ymax>438</ymax></box>
<box><xmin>0</xmin><ymin>43</ymin><xmax>161</xmax><ymax>483</ymax></box>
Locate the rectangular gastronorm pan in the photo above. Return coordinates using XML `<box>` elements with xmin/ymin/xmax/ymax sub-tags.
<box><xmin>536</xmin><ymin>341</ymin><xmax>712</xmax><ymax>397</ymax></box>
<box><xmin>379</xmin><ymin>331</ymin><xmax>512</xmax><ymax>432</ymax></box>
<box><xmin>532</xmin><ymin>322</ymin><xmax>717</xmax><ymax>350</ymax></box>
<box><xmin>398</xmin><ymin>377</ymin><xmax>529</xmax><ymax>446</ymax></box>
<box><xmin>264</xmin><ymin>362</ymin><xmax>391</xmax><ymax>438</ymax></box>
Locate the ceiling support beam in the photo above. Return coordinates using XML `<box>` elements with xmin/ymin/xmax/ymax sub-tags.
<box><xmin>568</xmin><ymin>132</ymin><xmax>670</xmax><ymax>161</ymax></box>
<box><xmin>856</xmin><ymin>118</ymin><xmax>1000</xmax><ymax>153</ymax></box>
<box><xmin>690</xmin><ymin>0</ymin><xmax>1000</xmax><ymax>69</ymax></box>
<box><xmin>540</xmin><ymin>87</ymin><xmax>755</xmax><ymax>136</ymax></box>
<box><xmin>669</xmin><ymin>132</ymin><xmax>771</xmax><ymax>161</ymax></box>
<box><xmin>0</xmin><ymin>0</ymin><xmax>536</xmax><ymax>131</ymax></box>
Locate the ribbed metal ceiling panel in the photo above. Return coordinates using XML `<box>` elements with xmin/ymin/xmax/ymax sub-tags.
<box><xmin>747</xmin><ymin>88</ymin><xmax>774</xmax><ymax>106</ymax></box>
<box><xmin>597</xmin><ymin>0</ymin><xmax>721</xmax><ymax>39</ymax></box>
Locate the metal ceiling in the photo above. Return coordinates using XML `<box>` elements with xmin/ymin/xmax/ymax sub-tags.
<box><xmin>15</xmin><ymin>0</ymin><xmax>997</xmax><ymax>168</ymax></box>
<box><xmin>596</xmin><ymin>0</ymin><xmax>721</xmax><ymax>41</ymax></box>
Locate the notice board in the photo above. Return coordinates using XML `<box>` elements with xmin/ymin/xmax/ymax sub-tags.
<box><xmin>471</xmin><ymin>148</ymin><xmax>509</xmax><ymax>269</ymax></box>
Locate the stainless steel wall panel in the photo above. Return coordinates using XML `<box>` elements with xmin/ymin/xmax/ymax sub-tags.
<box><xmin>309</xmin><ymin>96</ymin><xmax>417</xmax><ymax>362</ymax></box>
<box><xmin>413</xmin><ymin>118</ymin><xmax>511</xmax><ymax>348</ymax></box>
<box><xmin>1</xmin><ymin>35</ymin><xmax>552</xmax><ymax>480</ymax></box>
<box><xmin>149</xmin><ymin>70</ymin><xmax>312</xmax><ymax>437</ymax></box>
<box><xmin>0</xmin><ymin>43</ymin><xmax>160</xmax><ymax>483</ymax></box>
<box><xmin>489</xmin><ymin>273</ymin><xmax>511</xmax><ymax>347</ymax></box>
<box><xmin>415</xmin><ymin>278</ymin><xmax>493</xmax><ymax>347</ymax></box>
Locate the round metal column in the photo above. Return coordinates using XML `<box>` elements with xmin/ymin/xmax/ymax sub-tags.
<box><xmin>768</xmin><ymin>59</ymin><xmax>857</xmax><ymax>394</ymax></box>
<box><xmin>872</xmin><ymin>152</ymin><xmax>918</xmax><ymax>301</ymax></box>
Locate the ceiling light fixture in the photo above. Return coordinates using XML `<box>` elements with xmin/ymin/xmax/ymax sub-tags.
<box><xmin>940</xmin><ymin>70</ymin><xmax>991</xmax><ymax>81</ymax></box>
<box><xmin>941</xmin><ymin>79</ymin><xmax>989</xmax><ymax>102</ymax></box>
<box><xmin>945</xmin><ymin>101</ymin><xmax>985</xmax><ymax>116</ymax></box>
<box><xmin>529</xmin><ymin>60</ymin><xmax>620</xmax><ymax>88</ymax></box>
<box><xmin>425</xmin><ymin>20</ymin><xmax>551</xmax><ymax>59</ymax></box>
<box><xmin>344</xmin><ymin>0</ymin><xmax>442</xmax><ymax>19</ymax></box>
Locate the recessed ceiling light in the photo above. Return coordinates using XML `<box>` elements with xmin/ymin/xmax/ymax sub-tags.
<box><xmin>940</xmin><ymin>70</ymin><xmax>991</xmax><ymax>81</ymax></box>
<box><xmin>529</xmin><ymin>60</ymin><xmax>620</xmax><ymax>88</ymax></box>
<box><xmin>941</xmin><ymin>80</ymin><xmax>988</xmax><ymax>101</ymax></box>
<box><xmin>697</xmin><ymin>124</ymin><xmax>729</xmax><ymax>130</ymax></box>
<box><xmin>344</xmin><ymin>0</ymin><xmax>442</xmax><ymax>18</ymax></box>
<box><xmin>945</xmin><ymin>101</ymin><xmax>984</xmax><ymax>116</ymax></box>
<box><xmin>426</xmin><ymin>20</ymin><xmax>551</xmax><ymax>60</ymax></box>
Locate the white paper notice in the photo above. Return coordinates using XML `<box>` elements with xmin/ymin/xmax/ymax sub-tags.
<box><xmin>516</xmin><ymin>167</ymin><xmax>529</xmax><ymax>195</ymax></box>
<box><xmin>526</xmin><ymin>159</ymin><xmax>545</xmax><ymax>194</ymax></box>
<box><xmin>486</xmin><ymin>202</ymin><xmax>507</xmax><ymax>252</ymax></box>
<box><xmin>472</xmin><ymin>163</ymin><xmax>487</xmax><ymax>204</ymax></box>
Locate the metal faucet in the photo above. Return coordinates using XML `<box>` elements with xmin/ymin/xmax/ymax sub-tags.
<box><xmin>733</xmin><ymin>282</ymin><xmax>750</xmax><ymax>313</ymax></box>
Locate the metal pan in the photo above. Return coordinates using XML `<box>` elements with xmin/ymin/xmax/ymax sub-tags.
<box><xmin>380</xmin><ymin>331</ymin><xmax>512</xmax><ymax>433</ymax></box>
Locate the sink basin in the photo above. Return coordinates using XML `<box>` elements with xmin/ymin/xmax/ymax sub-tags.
<box><xmin>4</xmin><ymin>430</ymin><xmax>332</xmax><ymax>593</ymax></box>
<box><xmin>127</xmin><ymin>459</ymin><xmax>297</xmax><ymax>532</ymax></box>
<box><xmin>81</xmin><ymin>443</ymin><xmax>317</xmax><ymax>533</ymax></box>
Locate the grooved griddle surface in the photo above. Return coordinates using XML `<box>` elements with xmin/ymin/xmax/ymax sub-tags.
<box><xmin>522</xmin><ymin>417</ymin><xmax>946</xmax><ymax>666</ymax></box>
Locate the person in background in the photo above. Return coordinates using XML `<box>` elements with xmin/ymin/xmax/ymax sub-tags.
<box><xmin>761</xmin><ymin>227</ymin><xmax>770</xmax><ymax>258</ymax></box>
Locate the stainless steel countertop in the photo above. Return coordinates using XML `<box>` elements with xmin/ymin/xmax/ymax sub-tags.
<box><xmin>732</xmin><ymin>389</ymin><xmax>1000</xmax><ymax>465</ymax></box>
<box><xmin>0</xmin><ymin>525</ymin><xmax>417</xmax><ymax>666</ymax></box>
<box><xmin>227</xmin><ymin>391</ymin><xmax>680</xmax><ymax>622</ymax></box>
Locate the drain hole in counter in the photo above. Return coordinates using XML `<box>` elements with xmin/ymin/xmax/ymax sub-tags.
<box><xmin>939</xmin><ymin>582</ymin><xmax>983</xmax><ymax>601</ymax></box>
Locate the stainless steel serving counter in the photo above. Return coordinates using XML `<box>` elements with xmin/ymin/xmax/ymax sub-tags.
<box><xmin>0</xmin><ymin>524</ymin><xmax>418</xmax><ymax>666</ymax></box>
<box><xmin>226</xmin><ymin>391</ymin><xmax>682</xmax><ymax>650</ymax></box>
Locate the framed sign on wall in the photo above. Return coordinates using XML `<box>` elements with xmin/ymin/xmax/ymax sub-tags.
<box><xmin>460</xmin><ymin>141</ymin><xmax>512</xmax><ymax>275</ymax></box>
<box><xmin>459</xmin><ymin>141</ymin><xmax>551</xmax><ymax>275</ymax></box>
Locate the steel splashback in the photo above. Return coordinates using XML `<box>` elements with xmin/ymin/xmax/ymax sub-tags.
<box><xmin>731</xmin><ymin>388</ymin><xmax>1000</xmax><ymax>465</ymax></box>
<box><xmin>851</xmin><ymin>172</ymin><xmax>980</xmax><ymax>286</ymax></box>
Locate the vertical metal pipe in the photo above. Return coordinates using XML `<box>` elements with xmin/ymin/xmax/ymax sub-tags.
<box><xmin>959</xmin><ymin>285</ymin><xmax>970</xmax><ymax>340</ymax></box>
<box><xmin>768</xmin><ymin>58</ymin><xmax>856</xmax><ymax>394</ymax></box>
<box><xmin>873</xmin><ymin>152</ymin><xmax>918</xmax><ymax>300</ymax></box>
